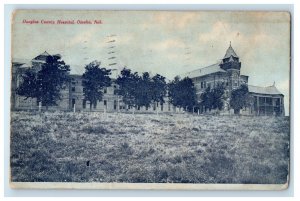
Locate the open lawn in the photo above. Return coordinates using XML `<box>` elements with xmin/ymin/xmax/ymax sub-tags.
<box><xmin>10</xmin><ymin>111</ymin><xmax>289</xmax><ymax>184</ymax></box>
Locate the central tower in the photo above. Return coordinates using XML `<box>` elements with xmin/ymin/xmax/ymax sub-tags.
<box><xmin>220</xmin><ymin>42</ymin><xmax>242</xmax><ymax>90</ymax></box>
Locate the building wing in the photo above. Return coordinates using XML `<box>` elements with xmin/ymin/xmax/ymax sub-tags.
<box><xmin>183</xmin><ymin>62</ymin><xmax>226</xmax><ymax>79</ymax></box>
<box><xmin>248</xmin><ymin>85</ymin><xmax>284</xmax><ymax>96</ymax></box>
<box><xmin>12</xmin><ymin>58</ymin><xmax>31</xmax><ymax>65</ymax></box>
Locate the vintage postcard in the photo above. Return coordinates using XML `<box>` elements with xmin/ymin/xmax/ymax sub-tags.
<box><xmin>10</xmin><ymin>10</ymin><xmax>290</xmax><ymax>190</ymax></box>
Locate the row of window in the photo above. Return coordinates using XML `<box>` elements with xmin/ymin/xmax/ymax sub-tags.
<box><xmin>75</xmin><ymin>99</ymin><xmax>172</xmax><ymax>111</ymax></box>
<box><xmin>71</xmin><ymin>86</ymin><xmax>117</xmax><ymax>94</ymax></box>
<box><xmin>199</xmin><ymin>80</ymin><xmax>242</xmax><ymax>89</ymax></box>
<box><xmin>253</xmin><ymin>97</ymin><xmax>281</xmax><ymax>106</ymax></box>
<box><xmin>200</xmin><ymin>81</ymin><xmax>228</xmax><ymax>89</ymax></box>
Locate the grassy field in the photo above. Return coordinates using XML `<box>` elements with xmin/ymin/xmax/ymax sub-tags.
<box><xmin>10</xmin><ymin>111</ymin><xmax>290</xmax><ymax>184</ymax></box>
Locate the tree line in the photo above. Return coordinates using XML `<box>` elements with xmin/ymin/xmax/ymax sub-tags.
<box><xmin>16</xmin><ymin>54</ymin><xmax>250</xmax><ymax>114</ymax></box>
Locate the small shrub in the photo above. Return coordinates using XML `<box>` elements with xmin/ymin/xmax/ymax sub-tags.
<box><xmin>81</xmin><ymin>124</ymin><xmax>110</xmax><ymax>134</ymax></box>
<box><xmin>151</xmin><ymin>119</ymin><xmax>160</xmax><ymax>123</ymax></box>
<box><xmin>120</xmin><ymin>142</ymin><xmax>134</xmax><ymax>155</ymax></box>
<box><xmin>153</xmin><ymin>165</ymin><xmax>169</xmax><ymax>182</ymax></box>
<box><xmin>171</xmin><ymin>155</ymin><xmax>182</xmax><ymax>164</ymax></box>
<box><xmin>192</xmin><ymin>127</ymin><xmax>200</xmax><ymax>132</ymax></box>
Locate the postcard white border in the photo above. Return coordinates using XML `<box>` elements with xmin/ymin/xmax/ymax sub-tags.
<box><xmin>9</xmin><ymin>182</ymin><xmax>288</xmax><ymax>191</ymax></box>
<box><xmin>3</xmin><ymin>3</ymin><xmax>295</xmax><ymax>198</ymax></box>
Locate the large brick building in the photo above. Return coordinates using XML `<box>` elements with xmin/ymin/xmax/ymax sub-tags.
<box><xmin>184</xmin><ymin>43</ymin><xmax>285</xmax><ymax>116</ymax></box>
<box><xmin>11</xmin><ymin>51</ymin><xmax>175</xmax><ymax>113</ymax></box>
<box><xmin>11</xmin><ymin>44</ymin><xmax>285</xmax><ymax>116</ymax></box>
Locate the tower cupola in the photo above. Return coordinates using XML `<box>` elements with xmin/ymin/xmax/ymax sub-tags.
<box><xmin>220</xmin><ymin>42</ymin><xmax>241</xmax><ymax>71</ymax></box>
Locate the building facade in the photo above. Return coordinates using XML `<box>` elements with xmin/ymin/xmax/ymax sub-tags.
<box><xmin>11</xmin><ymin>52</ymin><xmax>177</xmax><ymax>113</ymax></box>
<box><xmin>183</xmin><ymin>43</ymin><xmax>285</xmax><ymax>116</ymax></box>
<box><xmin>11</xmin><ymin>44</ymin><xmax>285</xmax><ymax>116</ymax></box>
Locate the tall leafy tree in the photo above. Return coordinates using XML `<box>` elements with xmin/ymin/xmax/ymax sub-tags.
<box><xmin>200</xmin><ymin>82</ymin><xmax>226</xmax><ymax>111</ymax></box>
<box><xmin>82</xmin><ymin>61</ymin><xmax>111</xmax><ymax>111</ymax></box>
<box><xmin>117</xmin><ymin>70</ymin><xmax>167</xmax><ymax>111</ymax></box>
<box><xmin>178</xmin><ymin>77</ymin><xmax>197</xmax><ymax>111</ymax></box>
<box><xmin>116</xmin><ymin>68</ymin><xmax>139</xmax><ymax>108</ymax></box>
<box><xmin>168</xmin><ymin>76</ymin><xmax>181</xmax><ymax>108</ymax></box>
<box><xmin>200</xmin><ymin>86</ymin><xmax>214</xmax><ymax>111</ymax></box>
<box><xmin>230</xmin><ymin>84</ymin><xmax>251</xmax><ymax>114</ymax></box>
<box><xmin>16</xmin><ymin>54</ymin><xmax>70</xmax><ymax>109</ymax></box>
<box><xmin>211</xmin><ymin>83</ymin><xmax>226</xmax><ymax>110</ymax></box>
<box><xmin>135</xmin><ymin>72</ymin><xmax>152</xmax><ymax>108</ymax></box>
<box><xmin>16</xmin><ymin>69</ymin><xmax>39</xmax><ymax>100</ymax></box>
<box><xmin>151</xmin><ymin>74</ymin><xmax>167</xmax><ymax>106</ymax></box>
<box><xmin>168</xmin><ymin>76</ymin><xmax>197</xmax><ymax>111</ymax></box>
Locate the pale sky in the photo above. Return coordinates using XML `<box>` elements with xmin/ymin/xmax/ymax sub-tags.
<box><xmin>12</xmin><ymin>10</ymin><xmax>290</xmax><ymax>115</ymax></box>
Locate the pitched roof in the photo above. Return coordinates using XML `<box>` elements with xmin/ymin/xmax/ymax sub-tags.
<box><xmin>40</xmin><ymin>51</ymin><xmax>50</xmax><ymax>56</ymax></box>
<box><xmin>183</xmin><ymin>62</ymin><xmax>226</xmax><ymax>79</ymax></box>
<box><xmin>223</xmin><ymin>44</ymin><xmax>238</xmax><ymax>59</ymax></box>
<box><xmin>248</xmin><ymin>85</ymin><xmax>283</xmax><ymax>95</ymax></box>
<box><xmin>19</xmin><ymin>63</ymin><xmax>31</xmax><ymax>68</ymax></box>
<box><xmin>32</xmin><ymin>51</ymin><xmax>50</xmax><ymax>63</ymax></box>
